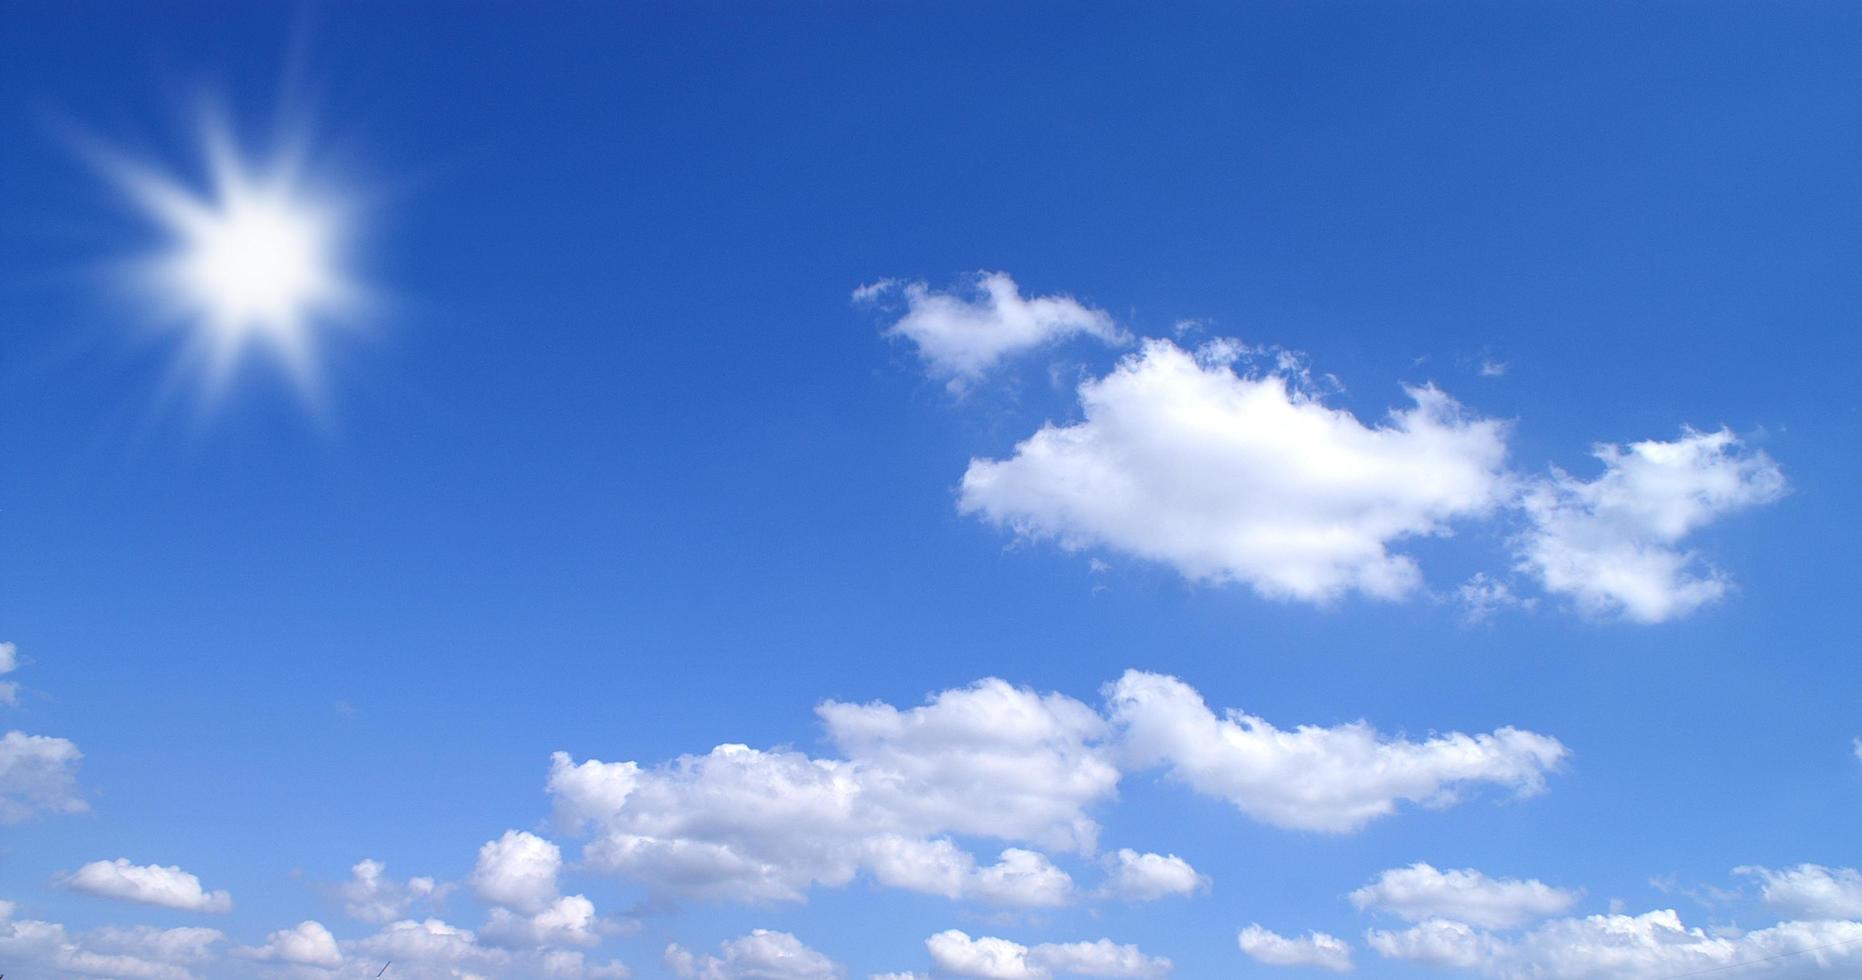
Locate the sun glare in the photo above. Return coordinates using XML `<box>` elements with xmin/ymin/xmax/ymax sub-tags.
<box><xmin>92</xmin><ymin>113</ymin><xmax>366</xmax><ymax>399</ymax></box>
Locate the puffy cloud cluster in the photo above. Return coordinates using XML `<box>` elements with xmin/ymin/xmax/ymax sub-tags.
<box><xmin>960</xmin><ymin>339</ymin><xmax>1511</xmax><ymax>603</ymax></box>
<box><xmin>549</xmin><ymin>671</ymin><xmax>1563</xmax><ymax>904</ymax></box>
<box><xmin>857</xmin><ymin>272</ymin><xmax>1127</xmax><ymax>391</ymax></box>
<box><xmin>0</xmin><ymin>901</ymin><xmax>223</xmax><ymax>980</ymax></box>
<box><xmin>59</xmin><ymin>858</ymin><xmax>233</xmax><ymax>913</ymax></box>
<box><xmin>925</xmin><ymin>929</ymin><xmax>1170</xmax><ymax>978</ymax></box>
<box><xmin>235</xmin><ymin>920</ymin><xmax>342</xmax><ymax>969</ymax></box>
<box><xmin>469</xmin><ymin>830</ymin><xmax>622</xmax><ymax>951</ymax></box>
<box><xmin>1235</xmin><ymin>924</ymin><xmax>1354</xmax><ymax>972</ymax></box>
<box><xmin>1108</xmin><ymin>671</ymin><xmax>1566</xmax><ymax>833</ymax></box>
<box><xmin>1349</xmin><ymin>862</ymin><xmax>1579</xmax><ymax>929</ymax></box>
<box><xmin>1358</xmin><ymin>864</ymin><xmax>1862</xmax><ymax>978</ymax></box>
<box><xmin>1515</xmin><ymin>428</ymin><xmax>1786</xmax><ymax>622</ymax></box>
<box><xmin>340</xmin><ymin>858</ymin><xmax>443</xmax><ymax>924</ymax></box>
<box><xmin>343</xmin><ymin>916</ymin><xmax>630</xmax><ymax>980</ymax></box>
<box><xmin>666</xmin><ymin>929</ymin><xmax>840</xmax><ymax>980</ymax></box>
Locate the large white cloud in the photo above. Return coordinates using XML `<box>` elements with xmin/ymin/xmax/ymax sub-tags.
<box><xmin>858</xmin><ymin>272</ymin><xmax>1127</xmax><ymax>390</ymax></box>
<box><xmin>925</xmin><ymin>929</ymin><xmax>1170</xmax><ymax>978</ymax></box>
<box><xmin>666</xmin><ymin>929</ymin><xmax>841</xmax><ymax>980</ymax></box>
<box><xmin>548</xmin><ymin>677</ymin><xmax>1117</xmax><ymax>904</ymax></box>
<box><xmin>550</xmin><ymin>671</ymin><xmax>1563</xmax><ymax>903</ymax></box>
<box><xmin>0</xmin><ymin>902</ymin><xmax>222</xmax><ymax>980</ymax></box>
<box><xmin>0</xmin><ymin>728</ymin><xmax>86</xmax><ymax>822</ymax></box>
<box><xmin>59</xmin><ymin>858</ymin><xmax>233</xmax><ymax>913</ymax></box>
<box><xmin>959</xmin><ymin>339</ymin><xmax>1510</xmax><ymax>602</ymax></box>
<box><xmin>472</xmin><ymin>830</ymin><xmax>563</xmax><ymax>915</ymax></box>
<box><xmin>1737</xmin><ymin>864</ymin><xmax>1862</xmax><ymax>920</ymax></box>
<box><xmin>1349</xmin><ymin>863</ymin><xmax>1579</xmax><ymax>929</ymax></box>
<box><xmin>1369</xmin><ymin>908</ymin><xmax>1862</xmax><ymax>979</ymax></box>
<box><xmin>1236</xmin><ymin>924</ymin><xmax>1354</xmax><ymax>972</ymax></box>
<box><xmin>1516</xmin><ymin>428</ymin><xmax>1786</xmax><ymax>622</ymax></box>
<box><xmin>1107</xmin><ymin>670</ymin><xmax>1566</xmax><ymax>833</ymax></box>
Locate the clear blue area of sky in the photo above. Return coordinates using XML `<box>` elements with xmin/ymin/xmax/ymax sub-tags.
<box><xmin>1</xmin><ymin>2</ymin><xmax>1857</xmax><ymax>976</ymax></box>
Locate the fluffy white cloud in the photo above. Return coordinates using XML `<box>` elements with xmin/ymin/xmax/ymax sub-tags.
<box><xmin>666</xmin><ymin>929</ymin><xmax>841</xmax><ymax>979</ymax></box>
<box><xmin>1107</xmin><ymin>670</ymin><xmax>1566</xmax><ymax>833</ymax></box>
<box><xmin>482</xmin><ymin>894</ymin><xmax>612</xmax><ymax>949</ymax></box>
<box><xmin>924</xmin><ymin>930</ymin><xmax>1169</xmax><ymax>978</ymax></box>
<box><xmin>550</xmin><ymin>677</ymin><xmax>1116</xmax><ymax>904</ymax></box>
<box><xmin>1737</xmin><ymin>865</ymin><xmax>1862</xmax><ymax>920</ymax></box>
<box><xmin>865</xmin><ymin>838</ymin><xmax>1074</xmax><ymax>907</ymax></box>
<box><xmin>0</xmin><ymin>728</ymin><xmax>86</xmax><ymax>822</ymax></box>
<box><xmin>236</xmin><ymin>919</ymin><xmax>342</xmax><ymax>968</ymax></box>
<box><xmin>960</xmin><ymin>339</ymin><xmax>1510</xmax><ymax>602</ymax></box>
<box><xmin>859</xmin><ymin>272</ymin><xmax>1126</xmax><ymax>389</ymax></box>
<box><xmin>1099</xmin><ymin>849</ymin><xmax>1206</xmax><ymax>902</ymax></box>
<box><xmin>1516</xmin><ymin>428</ymin><xmax>1785</xmax><ymax>622</ymax></box>
<box><xmin>1236</xmin><ymin>925</ymin><xmax>1354</xmax><ymax>972</ymax></box>
<box><xmin>346</xmin><ymin>917</ymin><xmax>505</xmax><ymax>979</ymax></box>
<box><xmin>1370</xmin><ymin>908</ymin><xmax>1862</xmax><ymax>979</ymax></box>
<box><xmin>341</xmin><ymin>858</ymin><xmax>443</xmax><ymax>924</ymax></box>
<box><xmin>0</xmin><ymin>902</ymin><xmax>222</xmax><ymax>980</ymax></box>
<box><xmin>472</xmin><ymin>830</ymin><xmax>562</xmax><ymax>915</ymax></box>
<box><xmin>1350</xmin><ymin>863</ymin><xmax>1579</xmax><ymax>929</ymax></box>
<box><xmin>60</xmin><ymin>858</ymin><xmax>233</xmax><ymax>913</ymax></box>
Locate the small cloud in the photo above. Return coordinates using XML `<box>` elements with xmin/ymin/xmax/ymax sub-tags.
<box><xmin>1480</xmin><ymin>359</ymin><xmax>1508</xmax><ymax>378</ymax></box>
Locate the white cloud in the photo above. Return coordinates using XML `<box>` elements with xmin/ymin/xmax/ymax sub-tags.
<box><xmin>1236</xmin><ymin>925</ymin><xmax>1354</xmax><ymax>972</ymax></box>
<box><xmin>960</xmin><ymin>339</ymin><xmax>1510</xmax><ymax>603</ymax></box>
<box><xmin>341</xmin><ymin>858</ymin><xmax>443</xmax><ymax>924</ymax></box>
<box><xmin>1107</xmin><ymin>670</ymin><xmax>1566</xmax><ymax>833</ymax></box>
<box><xmin>60</xmin><ymin>858</ymin><xmax>233</xmax><ymax>913</ymax></box>
<box><xmin>1737</xmin><ymin>865</ymin><xmax>1862</xmax><ymax>920</ymax></box>
<box><xmin>1350</xmin><ymin>863</ymin><xmax>1579</xmax><ymax>929</ymax></box>
<box><xmin>481</xmin><ymin>894</ymin><xmax>613</xmax><ymax>949</ymax></box>
<box><xmin>924</xmin><ymin>930</ymin><xmax>1169</xmax><ymax>978</ymax></box>
<box><xmin>0</xmin><ymin>641</ymin><xmax>18</xmax><ymax>706</ymax></box>
<box><xmin>0</xmin><ymin>903</ymin><xmax>222</xmax><ymax>980</ymax></box>
<box><xmin>236</xmin><ymin>919</ymin><xmax>342</xmax><ymax>968</ymax></box>
<box><xmin>346</xmin><ymin>918</ymin><xmax>506</xmax><ymax>979</ymax></box>
<box><xmin>550</xmin><ymin>677</ymin><xmax>1116</xmax><ymax>904</ymax></box>
<box><xmin>1099</xmin><ymin>849</ymin><xmax>1207</xmax><ymax>902</ymax></box>
<box><xmin>1516</xmin><ymin>428</ymin><xmax>1786</xmax><ymax>622</ymax></box>
<box><xmin>1370</xmin><ymin>908</ymin><xmax>1862</xmax><ymax>979</ymax></box>
<box><xmin>472</xmin><ymin>830</ymin><xmax>562</xmax><ymax>915</ymax></box>
<box><xmin>0</xmin><ymin>728</ymin><xmax>86</xmax><ymax>821</ymax></box>
<box><xmin>1457</xmin><ymin>573</ymin><xmax>1533</xmax><ymax>625</ymax></box>
<box><xmin>859</xmin><ymin>272</ymin><xmax>1126</xmax><ymax>389</ymax></box>
<box><xmin>666</xmin><ymin>929</ymin><xmax>841</xmax><ymax>980</ymax></box>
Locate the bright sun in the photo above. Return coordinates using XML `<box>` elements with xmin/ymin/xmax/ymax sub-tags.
<box><xmin>96</xmin><ymin>116</ymin><xmax>364</xmax><ymax>397</ymax></box>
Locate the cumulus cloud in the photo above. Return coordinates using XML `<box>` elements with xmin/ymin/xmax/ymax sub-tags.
<box><xmin>925</xmin><ymin>929</ymin><xmax>1170</xmax><ymax>978</ymax></box>
<box><xmin>472</xmin><ymin>830</ymin><xmax>563</xmax><ymax>915</ymax></box>
<box><xmin>1098</xmin><ymin>849</ymin><xmax>1207</xmax><ymax>902</ymax></box>
<box><xmin>341</xmin><ymin>858</ymin><xmax>443</xmax><ymax>924</ymax></box>
<box><xmin>1516</xmin><ymin>428</ymin><xmax>1786</xmax><ymax>622</ymax></box>
<box><xmin>0</xmin><ymin>728</ymin><xmax>86</xmax><ymax>821</ymax></box>
<box><xmin>1370</xmin><ymin>908</ymin><xmax>1862</xmax><ymax>979</ymax></box>
<box><xmin>1737</xmin><ymin>865</ymin><xmax>1862</xmax><ymax>920</ymax></box>
<box><xmin>236</xmin><ymin>919</ymin><xmax>342</xmax><ymax>968</ymax></box>
<box><xmin>60</xmin><ymin>858</ymin><xmax>233</xmax><ymax>913</ymax></box>
<box><xmin>0</xmin><ymin>902</ymin><xmax>223</xmax><ymax>980</ymax></box>
<box><xmin>960</xmin><ymin>339</ymin><xmax>1510</xmax><ymax>602</ymax></box>
<box><xmin>1107</xmin><ymin>670</ymin><xmax>1566</xmax><ymax>833</ymax></box>
<box><xmin>481</xmin><ymin>894</ymin><xmax>613</xmax><ymax>949</ymax></box>
<box><xmin>666</xmin><ymin>929</ymin><xmax>841</xmax><ymax>979</ymax></box>
<box><xmin>1236</xmin><ymin>925</ymin><xmax>1354</xmax><ymax>972</ymax></box>
<box><xmin>858</xmin><ymin>272</ymin><xmax>1126</xmax><ymax>389</ymax></box>
<box><xmin>343</xmin><ymin>916</ymin><xmax>630</xmax><ymax>980</ymax></box>
<box><xmin>549</xmin><ymin>677</ymin><xmax>1116</xmax><ymax>904</ymax></box>
<box><xmin>1350</xmin><ymin>863</ymin><xmax>1579</xmax><ymax>929</ymax></box>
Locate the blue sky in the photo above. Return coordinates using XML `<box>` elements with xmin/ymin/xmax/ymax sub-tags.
<box><xmin>1</xmin><ymin>3</ymin><xmax>1859</xmax><ymax>978</ymax></box>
